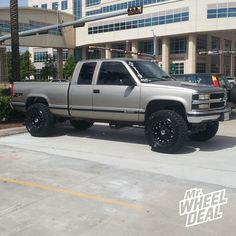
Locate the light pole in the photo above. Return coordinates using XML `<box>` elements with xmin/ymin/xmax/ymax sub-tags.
<box><xmin>152</xmin><ymin>30</ymin><xmax>157</xmax><ymax>59</ymax></box>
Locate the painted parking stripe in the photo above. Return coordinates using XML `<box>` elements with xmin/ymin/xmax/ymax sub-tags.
<box><xmin>0</xmin><ymin>176</ymin><xmax>143</xmax><ymax>210</ymax></box>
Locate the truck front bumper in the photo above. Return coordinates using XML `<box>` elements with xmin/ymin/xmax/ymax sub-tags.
<box><xmin>187</xmin><ymin>107</ymin><xmax>231</xmax><ymax>123</ymax></box>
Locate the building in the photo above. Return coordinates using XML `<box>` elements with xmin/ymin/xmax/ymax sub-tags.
<box><xmin>73</xmin><ymin>0</ymin><xmax>236</xmax><ymax>76</ymax></box>
<box><xmin>21</xmin><ymin>0</ymin><xmax>236</xmax><ymax>77</ymax></box>
<box><xmin>0</xmin><ymin>7</ymin><xmax>75</xmax><ymax>82</ymax></box>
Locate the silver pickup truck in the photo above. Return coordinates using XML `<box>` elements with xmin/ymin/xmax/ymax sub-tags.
<box><xmin>12</xmin><ymin>59</ymin><xmax>230</xmax><ymax>153</ymax></box>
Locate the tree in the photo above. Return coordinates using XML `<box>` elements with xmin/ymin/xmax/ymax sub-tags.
<box><xmin>40</xmin><ymin>54</ymin><xmax>57</xmax><ymax>80</ymax></box>
<box><xmin>6</xmin><ymin>52</ymin><xmax>12</xmax><ymax>82</ymax></box>
<box><xmin>20</xmin><ymin>51</ymin><xmax>35</xmax><ymax>80</ymax></box>
<box><xmin>63</xmin><ymin>55</ymin><xmax>76</xmax><ymax>79</ymax></box>
<box><xmin>10</xmin><ymin>0</ymin><xmax>20</xmax><ymax>82</ymax></box>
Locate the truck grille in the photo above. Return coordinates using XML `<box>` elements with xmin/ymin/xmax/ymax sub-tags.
<box><xmin>210</xmin><ymin>93</ymin><xmax>225</xmax><ymax>99</ymax></box>
<box><xmin>210</xmin><ymin>102</ymin><xmax>225</xmax><ymax>109</ymax></box>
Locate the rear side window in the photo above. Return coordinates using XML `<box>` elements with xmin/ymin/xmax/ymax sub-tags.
<box><xmin>78</xmin><ymin>62</ymin><xmax>96</xmax><ymax>84</ymax></box>
<box><xmin>97</xmin><ymin>62</ymin><xmax>133</xmax><ymax>85</ymax></box>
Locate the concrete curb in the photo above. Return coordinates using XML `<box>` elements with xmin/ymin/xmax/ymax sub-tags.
<box><xmin>0</xmin><ymin>127</ymin><xmax>27</xmax><ymax>137</ymax></box>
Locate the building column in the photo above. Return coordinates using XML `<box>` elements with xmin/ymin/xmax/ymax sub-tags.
<box><xmin>57</xmin><ymin>48</ymin><xmax>63</xmax><ymax>79</ymax></box>
<box><xmin>206</xmin><ymin>35</ymin><xmax>212</xmax><ymax>73</ymax></box>
<box><xmin>131</xmin><ymin>41</ymin><xmax>138</xmax><ymax>59</ymax></box>
<box><xmin>162</xmin><ymin>37</ymin><xmax>170</xmax><ymax>74</ymax></box>
<box><xmin>219</xmin><ymin>38</ymin><xmax>225</xmax><ymax>74</ymax></box>
<box><xmin>105</xmin><ymin>43</ymin><xmax>112</xmax><ymax>59</ymax></box>
<box><xmin>186</xmin><ymin>34</ymin><xmax>197</xmax><ymax>73</ymax></box>
<box><xmin>0</xmin><ymin>47</ymin><xmax>7</xmax><ymax>83</ymax></box>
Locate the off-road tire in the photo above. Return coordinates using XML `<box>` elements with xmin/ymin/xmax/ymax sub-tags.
<box><xmin>145</xmin><ymin>110</ymin><xmax>188</xmax><ymax>153</ymax></box>
<box><xmin>70</xmin><ymin>120</ymin><xmax>94</xmax><ymax>131</ymax></box>
<box><xmin>189</xmin><ymin>121</ymin><xmax>219</xmax><ymax>141</ymax></box>
<box><xmin>25</xmin><ymin>103</ymin><xmax>54</xmax><ymax>137</ymax></box>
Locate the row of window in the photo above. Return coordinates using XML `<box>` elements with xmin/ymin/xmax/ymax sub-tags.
<box><xmin>207</xmin><ymin>6</ymin><xmax>236</xmax><ymax>19</ymax></box>
<box><xmin>86</xmin><ymin>0</ymin><xmax>100</xmax><ymax>7</ymax></box>
<box><xmin>0</xmin><ymin>20</ymin><xmax>61</xmax><ymax>35</ymax></box>
<box><xmin>86</xmin><ymin>0</ymin><xmax>169</xmax><ymax>16</ymax></box>
<box><xmin>88</xmin><ymin>11</ymin><xmax>189</xmax><ymax>34</ymax></box>
<box><xmin>34</xmin><ymin>50</ymin><xmax>68</xmax><ymax>63</ymax></box>
<box><xmin>33</xmin><ymin>1</ymin><xmax>68</xmax><ymax>11</ymax></box>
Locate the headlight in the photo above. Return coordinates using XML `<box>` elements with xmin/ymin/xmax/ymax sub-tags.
<box><xmin>198</xmin><ymin>94</ymin><xmax>210</xmax><ymax>100</ymax></box>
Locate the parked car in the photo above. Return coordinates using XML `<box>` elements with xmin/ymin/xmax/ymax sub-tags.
<box><xmin>226</xmin><ymin>77</ymin><xmax>236</xmax><ymax>89</ymax></box>
<box><xmin>173</xmin><ymin>73</ymin><xmax>236</xmax><ymax>105</ymax></box>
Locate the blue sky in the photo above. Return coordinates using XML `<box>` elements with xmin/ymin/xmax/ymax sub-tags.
<box><xmin>0</xmin><ymin>0</ymin><xmax>28</xmax><ymax>7</ymax></box>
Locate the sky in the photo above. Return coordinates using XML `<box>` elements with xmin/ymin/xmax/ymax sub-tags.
<box><xmin>0</xmin><ymin>0</ymin><xmax>28</xmax><ymax>7</ymax></box>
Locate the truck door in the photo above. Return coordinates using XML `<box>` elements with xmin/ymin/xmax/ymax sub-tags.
<box><xmin>92</xmin><ymin>61</ymin><xmax>140</xmax><ymax>121</ymax></box>
<box><xmin>70</xmin><ymin>62</ymin><xmax>96</xmax><ymax>118</ymax></box>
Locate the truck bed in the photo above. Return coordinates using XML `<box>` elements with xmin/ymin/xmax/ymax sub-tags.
<box><xmin>12</xmin><ymin>81</ymin><xmax>70</xmax><ymax>117</ymax></box>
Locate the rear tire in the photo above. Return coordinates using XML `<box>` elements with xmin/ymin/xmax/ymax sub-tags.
<box><xmin>145</xmin><ymin>110</ymin><xmax>188</xmax><ymax>154</ymax></box>
<box><xmin>189</xmin><ymin>121</ymin><xmax>219</xmax><ymax>141</ymax></box>
<box><xmin>70</xmin><ymin>120</ymin><xmax>94</xmax><ymax>131</ymax></box>
<box><xmin>25</xmin><ymin>103</ymin><xmax>54</xmax><ymax>137</ymax></box>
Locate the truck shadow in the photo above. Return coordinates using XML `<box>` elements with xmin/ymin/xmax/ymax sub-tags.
<box><xmin>51</xmin><ymin>123</ymin><xmax>236</xmax><ymax>154</ymax></box>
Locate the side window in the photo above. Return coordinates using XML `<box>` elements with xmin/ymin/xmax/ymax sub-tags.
<box><xmin>97</xmin><ymin>62</ymin><xmax>133</xmax><ymax>85</ymax></box>
<box><xmin>78</xmin><ymin>62</ymin><xmax>96</xmax><ymax>85</ymax></box>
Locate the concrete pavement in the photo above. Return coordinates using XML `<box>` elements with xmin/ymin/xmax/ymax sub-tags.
<box><xmin>0</xmin><ymin>116</ymin><xmax>235</xmax><ymax>235</ymax></box>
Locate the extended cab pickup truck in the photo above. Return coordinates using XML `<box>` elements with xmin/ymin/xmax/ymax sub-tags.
<box><xmin>12</xmin><ymin>59</ymin><xmax>230</xmax><ymax>153</ymax></box>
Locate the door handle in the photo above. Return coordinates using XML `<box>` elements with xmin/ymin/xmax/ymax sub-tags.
<box><xmin>93</xmin><ymin>89</ymin><xmax>100</xmax><ymax>94</ymax></box>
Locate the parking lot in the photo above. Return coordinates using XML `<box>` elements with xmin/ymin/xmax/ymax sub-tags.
<box><xmin>0</xmin><ymin>113</ymin><xmax>236</xmax><ymax>236</ymax></box>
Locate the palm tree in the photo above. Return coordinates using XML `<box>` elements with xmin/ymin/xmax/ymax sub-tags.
<box><xmin>10</xmin><ymin>0</ymin><xmax>20</xmax><ymax>82</ymax></box>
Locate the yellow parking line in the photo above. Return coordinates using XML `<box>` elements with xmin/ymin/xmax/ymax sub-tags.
<box><xmin>0</xmin><ymin>176</ymin><xmax>143</xmax><ymax>210</ymax></box>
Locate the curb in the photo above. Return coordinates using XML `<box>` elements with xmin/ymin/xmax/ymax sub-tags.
<box><xmin>0</xmin><ymin>127</ymin><xmax>27</xmax><ymax>137</ymax></box>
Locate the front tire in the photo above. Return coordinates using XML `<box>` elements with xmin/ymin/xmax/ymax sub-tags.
<box><xmin>70</xmin><ymin>120</ymin><xmax>94</xmax><ymax>131</ymax></box>
<box><xmin>189</xmin><ymin>121</ymin><xmax>219</xmax><ymax>141</ymax></box>
<box><xmin>25</xmin><ymin>103</ymin><xmax>54</xmax><ymax>137</ymax></box>
<box><xmin>145</xmin><ymin>110</ymin><xmax>188</xmax><ymax>154</ymax></box>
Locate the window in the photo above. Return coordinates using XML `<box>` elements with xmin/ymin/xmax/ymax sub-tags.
<box><xmin>41</xmin><ymin>4</ymin><xmax>47</xmax><ymax>8</ymax></box>
<box><xmin>33</xmin><ymin>5</ymin><xmax>38</xmax><ymax>8</ymax></box>
<box><xmin>197</xmin><ymin>37</ymin><xmax>207</xmax><ymax>51</ymax></box>
<box><xmin>225</xmin><ymin>40</ymin><xmax>231</xmax><ymax>51</ymax></box>
<box><xmin>74</xmin><ymin>0</ymin><xmax>82</xmax><ymax>19</ymax></box>
<box><xmin>212</xmin><ymin>37</ymin><xmax>220</xmax><ymax>50</ymax></box>
<box><xmin>87</xmin><ymin>48</ymin><xmax>101</xmax><ymax>59</ymax></box>
<box><xmin>170</xmin><ymin>38</ymin><xmax>187</xmax><ymax>54</ymax></box>
<box><xmin>34</xmin><ymin>52</ymin><xmax>48</xmax><ymax>62</ymax></box>
<box><xmin>78</xmin><ymin>63</ymin><xmax>96</xmax><ymax>84</ymax></box>
<box><xmin>98</xmin><ymin>62</ymin><xmax>133</xmax><ymax>85</ymax></box>
<box><xmin>61</xmin><ymin>0</ymin><xmax>68</xmax><ymax>10</ymax></box>
<box><xmin>111</xmin><ymin>44</ymin><xmax>126</xmax><ymax>58</ymax></box>
<box><xmin>196</xmin><ymin>63</ymin><xmax>206</xmax><ymax>73</ymax></box>
<box><xmin>139</xmin><ymin>40</ymin><xmax>154</xmax><ymax>55</ymax></box>
<box><xmin>87</xmin><ymin>8</ymin><xmax>189</xmax><ymax>34</ymax></box>
<box><xmin>52</xmin><ymin>2</ymin><xmax>58</xmax><ymax>10</ymax></box>
<box><xmin>86</xmin><ymin>0</ymin><xmax>100</xmax><ymax>7</ymax></box>
<box><xmin>172</xmin><ymin>63</ymin><xmax>184</xmax><ymax>74</ymax></box>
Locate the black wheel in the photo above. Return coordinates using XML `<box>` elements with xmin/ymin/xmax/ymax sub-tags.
<box><xmin>145</xmin><ymin>110</ymin><xmax>188</xmax><ymax>154</ymax></box>
<box><xmin>70</xmin><ymin>120</ymin><xmax>94</xmax><ymax>131</ymax></box>
<box><xmin>25</xmin><ymin>103</ymin><xmax>54</xmax><ymax>137</ymax></box>
<box><xmin>189</xmin><ymin>121</ymin><xmax>219</xmax><ymax>142</ymax></box>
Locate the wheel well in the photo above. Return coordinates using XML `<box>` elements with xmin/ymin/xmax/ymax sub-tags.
<box><xmin>26</xmin><ymin>97</ymin><xmax>49</xmax><ymax>109</ymax></box>
<box><xmin>145</xmin><ymin>100</ymin><xmax>186</xmax><ymax>121</ymax></box>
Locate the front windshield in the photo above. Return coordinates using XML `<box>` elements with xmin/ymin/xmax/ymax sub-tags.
<box><xmin>127</xmin><ymin>60</ymin><xmax>172</xmax><ymax>83</ymax></box>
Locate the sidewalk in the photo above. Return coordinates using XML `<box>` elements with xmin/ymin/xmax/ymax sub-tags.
<box><xmin>0</xmin><ymin>126</ymin><xmax>27</xmax><ymax>137</ymax></box>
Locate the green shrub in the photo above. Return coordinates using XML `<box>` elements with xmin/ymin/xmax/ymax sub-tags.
<box><xmin>0</xmin><ymin>96</ymin><xmax>12</xmax><ymax>121</ymax></box>
<box><xmin>0</xmin><ymin>88</ymin><xmax>11</xmax><ymax>96</ymax></box>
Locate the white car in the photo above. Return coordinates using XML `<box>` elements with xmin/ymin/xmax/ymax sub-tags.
<box><xmin>226</xmin><ymin>77</ymin><xmax>236</xmax><ymax>88</ymax></box>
